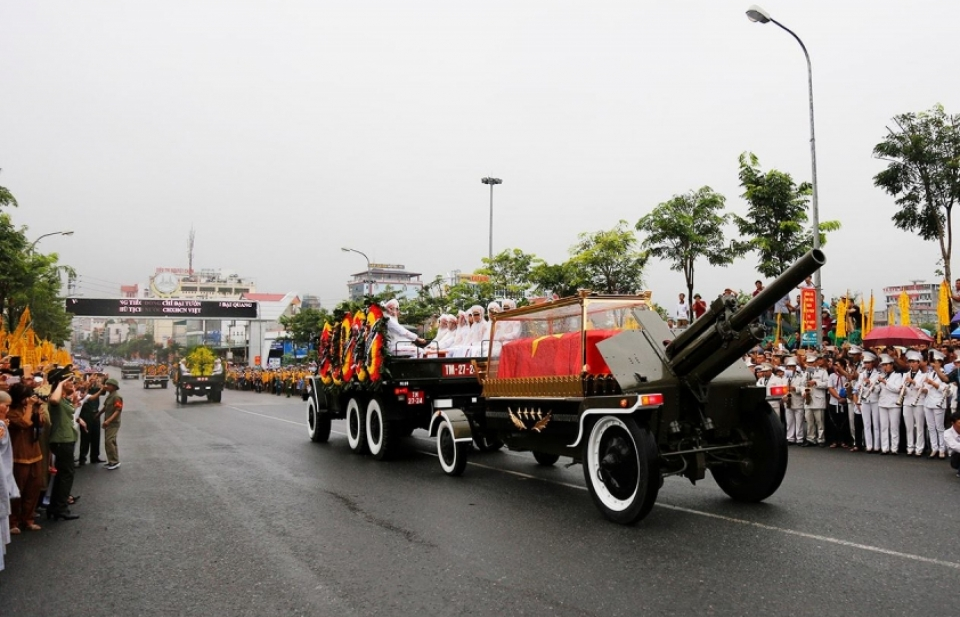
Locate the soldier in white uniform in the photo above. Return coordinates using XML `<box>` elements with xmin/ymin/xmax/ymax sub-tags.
<box><xmin>803</xmin><ymin>354</ymin><xmax>829</xmax><ymax>446</ymax></box>
<box><xmin>785</xmin><ymin>357</ymin><xmax>806</xmax><ymax>445</ymax></box>
<box><xmin>901</xmin><ymin>350</ymin><xmax>927</xmax><ymax>456</ymax></box>
<box><xmin>756</xmin><ymin>363</ymin><xmax>783</xmax><ymax>415</ymax></box>
<box><xmin>922</xmin><ymin>350</ymin><xmax>949</xmax><ymax>459</ymax></box>
<box><xmin>876</xmin><ymin>353</ymin><xmax>904</xmax><ymax>455</ymax></box>
<box><xmin>854</xmin><ymin>352</ymin><xmax>882</xmax><ymax>452</ymax></box>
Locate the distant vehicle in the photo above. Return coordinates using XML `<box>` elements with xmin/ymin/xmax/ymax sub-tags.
<box><xmin>120</xmin><ymin>362</ymin><xmax>141</xmax><ymax>380</ymax></box>
<box><xmin>173</xmin><ymin>352</ymin><xmax>225</xmax><ymax>404</ymax></box>
<box><xmin>142</xmin><ymin>363</ymin><xmax>170</xmax><ymax>389</ymax></box>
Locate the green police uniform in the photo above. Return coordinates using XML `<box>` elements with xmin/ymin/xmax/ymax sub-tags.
<box><xmin>101</xmin><ymin>387</ymin><xmax>124</xmax><ymax>467</ymax></box>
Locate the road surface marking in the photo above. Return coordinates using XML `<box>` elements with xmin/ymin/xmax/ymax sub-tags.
<box><xmin>227</xmin><ymin>405</ymin><xmax>960</xmax><ymax>571</ymax></box>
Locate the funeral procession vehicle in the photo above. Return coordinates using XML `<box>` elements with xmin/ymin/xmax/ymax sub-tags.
<box><xmin>173</xmin><ymin>348</ymin><xmax>225</xmax><ymax>404</ymax></box>
<box><xmin>304</xmin><ymin>250</ymin><xmax>825</xmax><ymax>524</ymax></box>
<box><xmin>302</xmin><ymin>305</ymin><xmax>488</xmax><ymax>463</ymax></box>
<box><xmin>142</xmin><ymin>363</ymin><xmax>170</xmax><ymax>389</ymax></box>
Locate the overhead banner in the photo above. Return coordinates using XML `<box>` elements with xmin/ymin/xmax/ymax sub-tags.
<box><xmin>800</xmin><ymin>288</ymin><xmax>817</xmax><ymax>333</ymax></box>
<box><xmin>66</xmin><ymin>298</ymin><xmax>258</xmax><ymax>319</ymax></box>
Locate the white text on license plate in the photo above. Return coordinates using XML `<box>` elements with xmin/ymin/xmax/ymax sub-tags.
<box><xmin>442</xmin><ymin>363</ymin><xmax>475</xmax><ymax>377</ymax></box>
<box><xmin>408</xmin><ymin>390</ymin><xmax>425</xmax><ymax>405</ymax></box>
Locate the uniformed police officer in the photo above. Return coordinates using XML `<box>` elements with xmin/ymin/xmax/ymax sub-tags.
<box><xmin>96</xmin><ymin>379</ymin><xmax>124</xmax><ymax>470</ymax></box>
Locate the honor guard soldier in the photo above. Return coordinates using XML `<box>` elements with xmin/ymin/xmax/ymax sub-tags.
<box><xmin>785</xmin><ymin>357</ymin><xmax>806</xmax><ymax>445</ymax></box>
<box><xmin>855</xmin><ymin>352</ymin><xmax>882</xmax><ymax>453</ymax></box>
<box><xmin>902</xmin><ymin>350</ymin><xmax>927</xmax><ymax>456</ymax></box>
<box><xmin>876</xmin><ymin>354</ymin><xmax>904</xmax><ymax>455</ymax></box>
<box><xmin>923</xmin><ymin>350</ymin><xmax>949</xmax><ymax>459</ymax></box>
<box><xmin>803</xmin><ymin>354</ymin><xmax>829</xmax><ymax>447</ymax></box>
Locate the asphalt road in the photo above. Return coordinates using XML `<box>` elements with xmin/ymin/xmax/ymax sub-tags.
<box><xmin>2</xmin><ymin>373</ymin><xmax>958</xmax><ymax>616</ymax></box>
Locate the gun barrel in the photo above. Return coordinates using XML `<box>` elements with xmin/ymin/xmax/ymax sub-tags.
<box><xmin>665</xmin><ymin>249</ymin><xmax>826</xmax><ymax>382</ymax></box>
<box><xmin>730</xmin><ymin>249</ymin><xmax>826</xmax><ymax>331</ymax></box>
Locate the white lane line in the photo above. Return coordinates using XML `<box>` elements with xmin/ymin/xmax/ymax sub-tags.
<box><xmin>225</xmin><ymin>406</ymin><xmax>960</xmax><ymax>571</ymax></box>
<box><xmin>223</xmin><ymin>405</ymin><xmax>305</xmax><ymax>427</ymax></box>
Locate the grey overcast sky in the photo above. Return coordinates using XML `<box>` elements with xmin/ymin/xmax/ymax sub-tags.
<box><xmin>2</xmin><ymin>1</ymin><xmax>957</xmax><ymax>308</ymax></box>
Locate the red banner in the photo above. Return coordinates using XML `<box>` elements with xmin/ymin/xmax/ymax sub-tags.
<box><xmin>800</xmin><ymin>288</ymin><xmax>817</xmax><ymax>333</ymax></box>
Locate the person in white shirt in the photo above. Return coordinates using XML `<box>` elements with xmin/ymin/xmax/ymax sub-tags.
<box><xmin>383</xmin><ymin>298</ymin><xmax>427</xmax><ymax>357</ymax></box>
<box><xmin>854</xmin><ymin>352</ymin><xmax>882</xmax><ymax>453</ymax></box>
<box><xmin>464</xmin><ymin>305</ymin><xmax>487</xmax><ymax>357</ymax></box>
<box><xmin>675</xmin><ymin>293</ymin><xmax>690</xmax><ymax>327</ymax></box>
<box><xmin>923</xmin><ymin>350</ymin><xmax>949</xmax><ymax>459</ymax></box>
<box><xmin>876</xmin><ymin>354</ymin><xmax>904</xmax><ymax>455</ymax></box>
<box><xmin>785</xmin><ymin>357</ymin><xmax>806</xmax><ymax>445</ymax></box>
<box><xmin>803</xmin><ymin>354</ymin><xmax>829</xmax><ymax>447</ymax></box>
<box><xmin>943</xmin><ymin>410</ymin><xmax>960</xmax><ymax>478</ymax></box>
<box><xmin>901</xmin><ymin>350</ymin><xmax>927</xmax><ymax>456</ymax></box>
<box><xmin>447</xmin><ymin>311</ymin><xmax>471</xmax><ymax>357</ymax></box>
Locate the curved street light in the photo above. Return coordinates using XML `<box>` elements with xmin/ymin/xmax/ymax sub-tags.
<box><xmin>481</xmin><ymin>177</ymin><xmax>502</xmax><ymax>263</ymax></box>
<box><xmin>746</xmin><ymin>5</ymin><xmax>822</xmax><ymax>345</ymax></box>
<box><xmin>28</xmin><ymin>230</ymin><xmax>74</xmax><ymax>252</ymax></box>
<box><xmin>341</xmin><ymin>247</ymin><xmax>372</xmax><ymax>297</ymax></box>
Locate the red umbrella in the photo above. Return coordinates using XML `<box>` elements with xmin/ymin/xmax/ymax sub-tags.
<box><xmin>862</xmin><ymin>325</ymin><xmax>934</xmax><ymax>347</ymax></box>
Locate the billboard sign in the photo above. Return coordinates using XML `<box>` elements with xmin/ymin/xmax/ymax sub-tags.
<box><xmin>66</xmin><ymin>298</ymin><xmax>258</xmax><ymax>319</ymax></box>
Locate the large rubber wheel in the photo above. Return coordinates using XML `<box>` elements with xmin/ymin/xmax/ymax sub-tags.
<box><xmin>211</xmin><ymin>390</ymin><xmax>222</xmax><ymax>403</ymax></box>
<box><xmin>711</xmin><ymin>403</ymin><xmax>788</xmax><ymax>502</ymax></box>
<box><xmin>161</xmin><ymin>381</ymin><xmax>168</xmax><ymax>389</ymax></box>
<box><xmin>437</xmin><ymin>419</ymin><xmax>469</xmax><ymax>476</ymax></box>
<box><xmin>345</xmin><ymin>397</ymin><xmax>367</xmax><ymax>454</ymax></box>
<box><xmin>473</xmin><ymin>433</ymin><xmax>504</xmax><ymax>452</ymax></box>
<box><xmin>179</xmin><ymin>389</ymin><xmax>188</xmax><ymax>405</ymax></box>
<box><xmin>582</xmin><ymin>415</ymin><xmax>660</xmax><ymax>525</ymax></box>
<box><xmin>533</xmin><ymin>451</ymin><xmax>560</xmax><ymax>466</ymax></box>
<box><xmin>365</xmin><ymin>397</ymin><xmax>394</xmax><ymax>460</ymax></box>
<box><xmin>307</xmin><ymin>401</ymin><xmax>331</xmax><ymax>443</ymax></box>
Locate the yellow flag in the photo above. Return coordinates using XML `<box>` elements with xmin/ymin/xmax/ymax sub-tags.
<box><xmin>835</xmin><ymin>297</ymin><xmax>847</xmax><ymax>339</ymax></box>
<box><xmin>939</xmin><ymin>281</ymin><xmax>951</xmax><ymax>326</ymax></box>
<box><xmin>898</xmin><ymin>290</ymin><xmax>911</xmax><ymax>326</ymax></box>
<box><xmin>867</xmin><ymin>293</ymin><xmax>875</xmax><ymax>334</ymax></box>
<box><xmin>11</xmin><ymin>307</ymin><xmax>31</xmax><ymax>341</ymax></box>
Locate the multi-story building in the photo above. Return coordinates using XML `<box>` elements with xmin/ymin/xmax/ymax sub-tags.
<box><xmin>881</xmin><ymin>282</ymin><xmax>939</xmax><ymax>325</ymax></box>
<box><xmin>346</xmin><ymin>263</ymin><xmax>423</xmax><ymax>301</ymax></box>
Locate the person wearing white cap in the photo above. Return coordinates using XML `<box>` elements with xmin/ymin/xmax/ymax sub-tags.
<box><xmin>464</xmin><ymin>305</ymin><xmax>488</xmax><ymax>357</ymax></box>
<box><xmin>854</xmin><ymin>352</ymin><xmax>882</xmax><ymax>452</ymax></box>
<box><xmin>901</xmin><ymin>350</ymin><xmax>927</xmax><ymax>456</ymax></box>
<box><xmin>383</xmin><ymin>298</ymin><xmax>427</xmax><ymax>357</ymax></box>
<box><xmin>922</xmin><ymin>349</ymin><xmax>949</xmax><ymax>459</ymax></box>
<box><xmin>494</xmin><ymin>299</ymin><xmax>522</xmax><ymax>342</ymax></box>
<box><xmin>785</xmin><ymin>357</ymin><xmax>806</xmax><ymax>445</ymax></box>
<box><xmin>757</xmin><ymin>363</ymin><xmax>787</xmax><ymax>417</ymax></box>
<box><xmin>802</xmin><ymin>354</ymin><xmax>829</xmax><ymax>446</ymax></box>
<box><xmin>876</xmin><ymin>354</ymin><xmax>904</xmax><ymax>454</ymax></box>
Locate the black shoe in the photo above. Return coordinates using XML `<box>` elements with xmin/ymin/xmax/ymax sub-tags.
<box><xmin>47</xmin><ymin>510</ymin><xmax>80</xmax><ymax>521</ymax></box>
<box><xmin>91</xmin><ymin>459</ymin><xmax>104</xmax><ymax>463</ymax></box>
<box><xmin>76</xmin><ymin>460</ymin><xmax>86</xmax><ymax>466</ymax></box>
<box><xmin>800</xmin><ymin>442</ymin><xmax>811</xmax><ymax>447</ymax></box>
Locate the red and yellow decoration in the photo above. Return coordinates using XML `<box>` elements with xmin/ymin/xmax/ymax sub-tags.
<box><xmin>0</xmin><ymin>307</ymin><xmax>72</xmax><ymax>368</ymax></box>
<box><xmin>317</xmin><ymin>304</ymin><xmax>388</xmax><ymax>391</ymax></box>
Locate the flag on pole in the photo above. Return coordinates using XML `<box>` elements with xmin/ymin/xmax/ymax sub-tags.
<box><xmin>867</xmin><ymin>293</ymin><xmax>875</xmax><ymax>335</ymax></box>
<box><xmin>835</xmin><ymin>296</ymin><xmax>848</xmax><ymax>339</ymax></box>
<box><xmin>939</xmin><ymin>281</ymin><xmax>951</xmax><ymax>326</ymax></box>
<box><xmin>898</xmin><ymin>290</ymin><xmax>911</xmax><ymax>326</ymax></box>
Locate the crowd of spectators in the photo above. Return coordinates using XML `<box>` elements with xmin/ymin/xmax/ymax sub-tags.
<box><xmin>1</xmin><ymin>358</ymin><xmax>120</xmax><ymax>573</ymax></box>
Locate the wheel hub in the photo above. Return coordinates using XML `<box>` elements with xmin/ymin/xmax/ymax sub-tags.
<box><xmin>597</xmin><ymin>435</ymin><xmax>638</xmax><ymax>500</ymax></box>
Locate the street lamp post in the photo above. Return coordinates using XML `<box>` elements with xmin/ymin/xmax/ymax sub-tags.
<box><xmin>28</xmin><ymin>230</ymin><xmax>74</xmax><ymax>252</ymax></box>
<box><xmin>481</xmin><ymin>177</ymin><xmax>502</xmax><ymax>263</ymax></box>
<box><xmin>341</xmin><ymin>247</ymin><xmax>372</xmax><ymax>297</ymax></box>
<box><xmin>746</xmin><ymin>5</ymin><xmax>822</xmax><ymax>347</ymax></box>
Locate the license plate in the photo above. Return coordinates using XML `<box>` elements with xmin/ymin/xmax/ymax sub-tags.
<box><xmin>408</xmin><ymin>390</ymin><xmax>425</xmax><ymax>405</ymax></box>
<box><xmin>441</xmin><ymin>363</ymin><xmax>475</xmax><ymax>377</ymax></box>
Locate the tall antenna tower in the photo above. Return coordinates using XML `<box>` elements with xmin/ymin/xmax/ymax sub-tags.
<box><xmin>188</xmin><ymin>227</ymin><xmax>195</xmax><ymax>274</ymax></box>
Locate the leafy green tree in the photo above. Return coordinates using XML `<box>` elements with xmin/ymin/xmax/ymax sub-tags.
<box><xmin>873</xmin><ymin>104</ymin><xmax>960</xmax><ymax>284</ymax></box>
<box><xmin>529</xmin><ymin>261</ymin><xmax>583</xmax><ymax>298</ymax></box>
<box><xmin>636</xmin><ymin>186</ymin><xmax>741</xmax><ymax>304</ymax></box>
<box><xmin>279</xmin><ymin>307</ymin><xmax>332</xmax><ymax>345</ymax></box>
<box><xmin>733</xmin><ymin>152</ymin><xmax>840</xmax><ymax>278</ymax></box>
<box><xmin>477</xmin><ymin>249</ymin><xmax>541</xmax><ymax>298</ymax></box>
<box><xmin>568</xmin><ymin>221</ymin><xmax>648</xmax><ymax>294</ymax></box>
<box><xmin>0</xmin><ymin>187</ymin><xmax>74</xmax><ymax>343</ymax></box>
